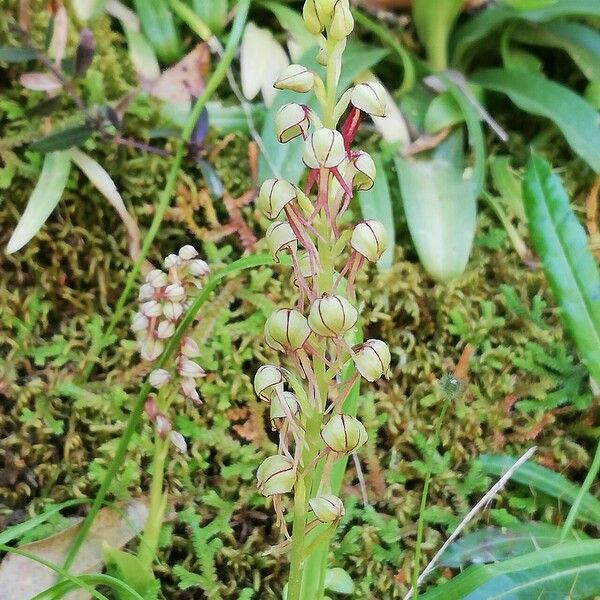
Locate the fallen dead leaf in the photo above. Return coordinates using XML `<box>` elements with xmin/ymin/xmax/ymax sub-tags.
<box><xmin>20</xmin><ymin>72</ymin><xmax>62</xmax><ymax>92</ymax></box>
<box><xmin>0</xmin><ymin>498</ymin><xmax>148</xmax><ymax>600</ymax></box>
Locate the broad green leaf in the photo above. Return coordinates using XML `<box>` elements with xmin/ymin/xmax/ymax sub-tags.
<box><xmin>472</xmin><ymin>68</ymin><xmax>600</xmax><ymax>172</ymax></box>
<box><xmin>439</xmin><ymin>522</ymin><xmax>584</xmax><ymax>568</ymax></box>
<box><xmin>124</xmin><ymin>26</ymin><xmax>160</xmax><ymax>81</ymax></box>
<box><xmin>324</xmin><ymin>567</ymin><xmax>354</xmax><ymax>595</ymax></box>
<box><xmin>422</xmin><ymin>541</ymin><xmax>600</xmax><ymax>599</ymax></box>
<box><xmin>133</xmin><ymin>0</ymin><xmax>182</xmax><ymax>63</ymax></box>
<box><xmin>512</xmin><ymin>21</ymin><xmax>600</xmax><ymax>81</ymax></box>
<box><xmin>0</xmin><ymin>46</ymin><xmax>37</xmax><ymax>62</ymax></box>
<box><xmin>357</xmin><ymin>153</ymin><xmax>394</xmax><ymax>271</ymax></box>
<box><xmin>424</xmin><ymin>85</ymin><xmax>484</xmax><ymax>134</ymax></box>
<box><xmin>452</xmin><ymin>0</ymin><xmax>600</xmax><ymax>66</ymax></box>
<box><xmin>6</xmin><ymin>151</ymin><xmax>71</xmax><ymax>254</ymax></box>
<box><xmin>477</xmin><ymin>453</ymin><xmax>600</xmax><ymax>524</ymax></box>
<box><xmin>103</xmin><ymin>547</ymin><xmax>156</xmax><ymax>595</ymax></box>
<box><xmin>523</xmin><ymin>155</ymin><xmax>600</xmax><ymax>383</ymax></box>
<box><xmin>29</xmin><ymin>124</ymin><xmax>93</xmax><ymax>153</ymax></box>
<box><xmin>258</xmin><ymin>42</ymin><xmax>388</xmax><ymax>183</ymax></box>
<box><xmin>262</xmin><ymin>1</ymin><xmax>316</xmax><ymax>56</ymax></box>
<box><xmin>395</xmin><ymin>156</ymin><xmax>476</xmax><ymax>282</ymax></box>
<box><xmin>192</xmin><ymin>0</ymin><xmax>228</xmax><ymax>34</ymax></box>
<box><xmin>504</xmin><ymin>0</ymin><xmax>557</xmax><ymax>8</ymax></box>
<box><xmin>585</xmin><ymin>81</ymin><xmax>600</xmax><ymax>109</ymax></box>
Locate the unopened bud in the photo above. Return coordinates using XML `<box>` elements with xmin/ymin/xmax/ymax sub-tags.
<box><xmin>256</xmin><ymin>454</ymin><xmax>296</xmax><ymax>496</ymax></box>
<box><xmin>170</xmin><ymin>430</ymin><xmax>187</xmax><ymax>453</ymax></box>
<box><xmin>351</xmin><ymin>151</ymin><xmax>376</xmax><ymax>191</ymax></box>
<box><xmin>189</xmin><ymin>259</ymin><xmax>210</xmax><ymax>277</ymax></box>
<box><xmin>181</xmin><ymin>377</ymin><xmax>201</xmax><ymax>405</ymax></box>
<box><xmin>140</xmin><ymin>337</ymin><xmax>164</xmax><ymax>361</ymax></box>
<box><xmin>266</xmin><ymin>221</ymin><xmax>297</xmax><ymax>262</ymax></box>
<box><xmin>351</xmin><ymin>220</ymin><xmax>387</xmax><ymax>263</ymax></box>
<box><xmin>149</xmin><ymin>368</ymin><xmax>170</xmax><ymax>388</ymax></box>
<box><xmin>144</xmin><ymin>395</ymin><xmax>159</xmax><ymax>421</ymax></box>
<box><xmin>274</xmin><ymin>64</ymin><xmax>315</xmax><ymax>93</ymax></box>
<box><xmin>145</xmin><ymin>268</ymin><xmax>168</xmax><ymax>288</ymax></box>
<box><xmin>141</xmin><ymin>300</ymin><xmax>163</xmax><ymax>318</ymax></box>
<box><xmin>350</xmin><ymin>81</ymin><xmax>387</xmax><ymax>118</ymax></box>
<box><xmin>178</xmin><ymin>244</ymin><xmax>199</xmax><ymax>260</ymax></box>
<box><xmin>155</xmin><ymin>413</ymin><xmax>172</xmax><ymax>439</ymax></box>
<box><xmin>309</xmin><ymin>494</ymin><xmax>345</xmax><ymax>522</ymax></box>
<box><xmin>265</xmin><ymin>308</ymin><xmax>311</xmax><ymax>352</ymax></box>
<box><xmin>138</xmin><ymin>283</ymin><xmax>154</xmax><ymax>301</ymax></box>
<box><xmin>308</xmin><ymin>294</ymin><xmax>357</xmax><ymax>337</ymax></box>
<box><xmin>258</xmin><ymin>179</ymin><xmax>297</xmax><ymax>219</ymax></box>
<box><xmin>275</xmin><ymin>103</ymin><xmax>310</xmax><ymax>143</ymax></box>
<box><xmin>329</xmin><ymin>0</ymin><xmax>353</xmax><ymax>40</ymax></box>
<box><xmin>165</xmin><ymin>283</ymin><xmax>185</xmax><ymax>302</ymax></box>
<box><xmin>321</xmin><ymin>414</ymin><xmax>367</xmax><ymax>453</ymax></box>
<box><xmin>177</xmin><ymin>357</ymin><xmax>206</xmax><ymax>378</ymax></box>
<box><xmin>163</xmin><ymin>253</ymin><xmax>181</xmax><ymax>269</ymax></box>
<box><xmin>270</xmin><ymin>391</ymin><xmax>300</xmax><ymax>426</ymax></box>
<box><xmin>254</xmin><ymin>364</ymin><xmax>286</xmax><ymax>402</ymax></box>
<box><xmin>157</xmin><ymin>319</ymin><xmax>175</xmax><ymax>339</ymax></box>
<box><xmin>302</xmin><ymin>128</ymin><xmax>346</xmax><ymax>169</ymax></box>
<box><xmin>302</xmin><ymin>0</ymin><xmax>334</xmax><ymax>34</ymax></box>
<box><xmin>352</xmin><ymin>339</ymin><xmax>391</xmax><ymax>382</ymax></box>
<box><xmin>131</xmin><ymin>311</ymin><xmax>149</xmax><ymax>332</ymax></box>
<box><xmin>181</xmin><ymin>336</ymin><xmax>200</xmax><ymax>358</ymax></box>
<box><xmin>163</xmin><ymin>301</ymin><xmax>183</xmax><ymax>321</ymax></box>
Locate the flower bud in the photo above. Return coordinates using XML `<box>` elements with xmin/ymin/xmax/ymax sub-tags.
<box><xmin>329</xmin><ymin>0</ymin><xmax>354</xmax><ymax>40</ymax></box>
<box><xmin>157</xmin><ymin>319</ymin><xmax>175</xmax><ymax>339</ymax></box>
<box><xmin>266</xmin><ymin>221</ymin><xmax>297</xmax><ymax>262</ymax></box>
<box><xmin>177</xmin><ymin>357</ymin><xmax>206</xmax><ymax>378</ymax></box>
<box><xmin>131</xmin><ymin>311</ymin><xmax>149</xmax><ymax>333</ymax></box>
<box><xmin>350</xmin><ymin>81</ymin><xmax>387</xmax><ymax>118</ymax></box>
<box><xmin>178</xmin><ymin>244</ymin><xmax>198</xmax><ymax>260</ymax></box>
<box><xmin>189</xmin><ymin>259</ymin><xmax>210</xmax><ymax>277</ymax></box>
<box><xmin>149</xmin><ymin>368</ymin><xmax>170</xmax><ymax>388</ymax></box>
<box><xmin>165</xmin><ymin>283</ymin><xmax>185</xmax><ymax>302</ymax></box>
<box><xmin>308</xmin><ymin>294</ymin><xmax>357</xmax><ymax>337</ymax></box>
<box><xmin>302</xmin><ymin>128</ymin><xmax>346</xmax><ymax>169</ymax></box>
<box><xmin>350</xmin><ymin>220</ymin><xmax>388</xmax><ymax>263</ymax></box>
<box><xmin>181</xmin><ymin>377</ymin><xmax>201</xmax><ymax>405</ymax></box>
<box><xmin>321</xmin><ymin>414</ymin><xmax>367</xmax><ymax>453</ymax></box>
<box><xmin>270</xmin><ymin>391</ymin><xmax>300</xmax><ymax>425</ymax></box>
<box><xmin>170</xmin><ymin>430</ymin><xmax>187</xmax><ymax>453</ymax></box>
<box><xmin>145</xmin><ymin>395</ymin><xmax>159</xmax><ymax>421</ymax></box>
<box><xmin>155</xmin><ymin>413</ymin><xmax>171</xmax><ymax>439</ymax></box>
<box><xmin>145</xmin><ymin>268</ymin><xmax>168</xmax><ymax>288</ymax></box>
<box><xmin>254</xmin><ymin>364</ymin><xmax>286</xmax><ymax>402</ymax></box>
<box><xmin>141</xmin><ymin>300</ymin><xmax>163</xmax><ymax>318</ymax></box>
<box><xmin>275</xmin><ymin>103</ymin><xmax>310</xmax><ymax>143</ymax></box>
<box><xmin>309</xmin><ymin>494</ymin><xmax>345</xmax><ymax>522</ymax></box>
<box><xmin>256</xmin><ymin>454</ymin><xmax>296</xmax><ymax>496</ymax></box>
<box><xmin>140</xmin><ymin>337</ymin><xmax>164</xmax><ymax>361</ymax></box>
<box><xmin>258</xmin><ymin>179</ymin><xmax>297</xmax><ymax>219</ymax></box>
<box><xmin>163</xmin><ymin>253</ymin><xmax>181</xmax><ymax>269</ymax></box>
<box><xmin>292</xmin><ymin>252</ymin><xmax>317</xmax><ymax>288</ymax></box>
<box><xmin>265</xmin><ymin>309</ymin><xmax>311</xmax><ymax>352</ymax></box>
<box><xmin>302</xmin><ymin>0</ymin><xmax>334</xmax><ymax>34</ymax></box>
<box><xmin>274</xmin><ymin>63</ymin><xmax>315</xmax><ymax>93</ymax></box>
<box><xmin>163</xmin><ymin>301</ymin><xmax>183</xmax><ymax>321</ymax></box>
<box><xmin>181</xmin><ymin>336</ymin><xmax>200</xmax><ymax>358</ymax></box>
<box><xmin>351</xmin><ymin>151</ymin><xmax>376</xmax><ymax>191</ymax></box>
<box><xmin>138</xmin><ymin>283</ymin><xmax>154</xmax><ymax>301</ymax></box>
<box><xmin>352</xmin><ymin>339</ymin><xmax>391</xmax><ymax>382</ymax></box>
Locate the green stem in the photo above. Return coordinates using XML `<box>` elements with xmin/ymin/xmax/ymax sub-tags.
<box><xmin>411</xmin><ymin>395</ymin><xmax>451</xmax><ymax>600</ymax></box>
<box><xmin>561</xmin><ymin>437</ymin><xmax>600</xmax><ymax>542</ymax></box>
<box><xmin>137</xmin><ymin>434</ymin><xmax>170</xmax><ymax>569</ymax></box>
<box><xmin>79</xmin><ymin>0</ymin><xmax>250</xmax><ymax>382</ymax></box>
<box><xmin>62</xmin><ymin>254</ymin><xmax>277</xmax><ymax>573</ymax></box>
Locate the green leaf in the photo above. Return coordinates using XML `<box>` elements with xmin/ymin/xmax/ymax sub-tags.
<box><xmin>262</xmin><ymin>1</ymin><xmax>316</xmax><ymax>55</ymax></box>
<box><xmin>395</xmin><ymin>156</ymin><xmax>477</xmax><ymax>282</ymax></box>
<box><xmin>476</xmin><ymin>453</ymin><xmax>600</xmax><ymax>525</ymax></box>
<box><xmin>29</xmin><ymin>124</ymin><xmax>93</xmax><ymax>153</ymax></box>
<box><xmin>192</xmin><ymin>0</ymin><xmax>228</xmax><ymax>34</ymax></box>
<box><xmin>422</xmin><ymin>540</ymin><xmax>600</xmax><ymax>600</ymax></box>
<box><xmin>585</xmin><ymin>81</ymin><xmax>600</xmax><ymax>109</ymax></box>
<box><xmin>439</xmin><ymin>522</ymin><xmax>584</xmax><ymax>568</ymax></box>
<box><xmin>6</xmin><ymin>151</ymin><xmax>71</xmax><ymax>254</ymax></box>
<box><xmin>258</xmin><ymin>42</ymin><xmax>388</xmax><ymax>183</ymax></box>
<box><xmin>133</xmin><ymin>0</ymin><xmax>182</xmax><ymax>63</ymax></box>
<box><xmin>490</xmin><ymin>155</ymin><xmax>525</xmax><ymax>220</ymax></box>
<box><xmin>0</xmin><ymin>46</ymin><xmax>37</xmax><ymax>62</ymax></box>
<box><xmin>103</xmin><ymin>547</ymin><xmax>156</xmax><ymax>596</ymax></box>
<box><xmin>472</xmin><ymin>68</ymin><xmax>600</xmax><ymax>171</ymax></box>
<box><xmin>504</xmin><ymin>0</ymin><xmax>557</xmax><ymax>8</ymax></box>
<box><xmin>523</xmin><ymin>155</ymin><xmax>600</xmax><ymax>383</ymax></box>
<box><xmin>324</xmin><ymin>567</ymin><xmax>354</xmax><ymax>595</ymax></box>
<box><xmin>452</xmin><ymin>0</ymin><xmax>600</xmax><ymax>66</ymax></box>
<box><xmin>357</xmin><ymin>153</ymin><xmax>395</xmax><ymax>270</ymax></box>
<box><xmin>513</xmin><ymin>21</ymin><xmax>600</xmax><ymax>81</ymax></box>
